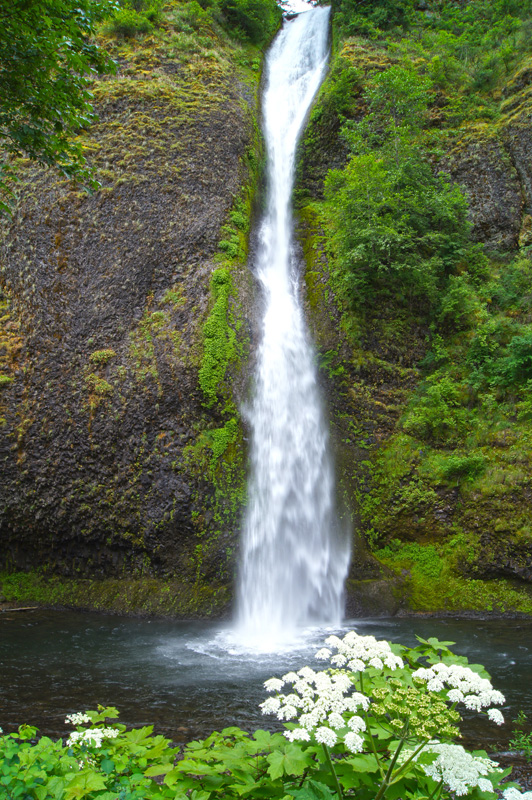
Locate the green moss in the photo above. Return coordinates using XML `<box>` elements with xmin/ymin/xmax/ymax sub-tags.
<box><xmin>198</xmin><ymin>268</ymin><xmax>237</xmax><ymax>407</ymax></box>
<box><xmin>374</xmin><ymin>539</ymin><xmax>532</xmax><ymax>614</ymax></box>
<box><xmin>89</xmin><ymin>349</ymin><xmax>117</xmax><ymax>365</ymax></box>
<box><xmin>85</xmin><ymin>373</ymin><xmax>114</xmax><ymax>396</ymax></box>
<box><xmin>0</xmin><ymin>571</ymin><xmax>230</xmax><ymax>617</ymax></box>
<box><xmin>0</xmin><ymin>375</ymin><xmax>14</xmax><ymax>387</ymax></box>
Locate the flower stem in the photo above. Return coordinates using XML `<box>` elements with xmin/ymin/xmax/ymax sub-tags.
<box><xmin>322</xmin><ymin>743</ymin><xmax>344</xmax><ymax>800</ymax></box>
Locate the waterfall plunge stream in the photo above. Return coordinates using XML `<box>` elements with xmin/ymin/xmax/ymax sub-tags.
<box><xmin>236</xmin><ymin>6</ymin><xmax>350</xmax><ymax>647</ymax></box>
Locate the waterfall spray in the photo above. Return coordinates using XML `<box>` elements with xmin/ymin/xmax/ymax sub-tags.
<box><xmin>236</xmin><ymin>6</ymin><xmax>350</xmax><ymax>646</ymax></box>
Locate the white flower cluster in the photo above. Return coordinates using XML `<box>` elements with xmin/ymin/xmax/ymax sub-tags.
<box><xmin>315</xmin><ymin>631</ymin><xmax>404</xmax><ymax>672</ymax></box>
<box><xmin>503</xmin><ymin>788</ymin><xmax>532</xmax><ymax>800</ymax></box>
<box><xmin>65</xmin><ymin>713</ymin><xmax>91</xmax><ymax>726</ymax></box>
<box><xmin>67</xmin><ymin>727</ymin><xmax>119</xmax><ymax>748</ymax></box>
<box><xmin>402</xmin><ymin>742</ymin><xmax>501</xmax><ymax>796</ymax></box>
<box><xmin>412</xmin><ymin>662</ymin><xmax>505</xmax><ymax>722</ymax></box>
<box><xmin>261</xmin><ymin>666</ymin><xmax>369</xmax><ymax>752</ymax></box>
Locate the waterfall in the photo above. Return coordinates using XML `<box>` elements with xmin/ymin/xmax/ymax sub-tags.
<box><xmin>236</xmin><ymin>5</ymin><xmax>351</xmax><ymax>646</ymax></box>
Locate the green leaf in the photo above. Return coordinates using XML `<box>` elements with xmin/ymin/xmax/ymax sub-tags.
<box><xmin>145</xmin><ymin>764</ymin><xmax>175</xmax><ymax>777</ymax></box>
<box><xmin>344</xmin><ymin>754</ymin><xmax>380</xmax><ymax>773</ymax></box>
<box><xmin>288</xmin><ymin>779</ymin><xmax>336</xmax><ymax>800</ymax></box>
<box><xmin>100</xmin><ymin>759</ymin><xmax>115</xmax><ymax>774</ymax></box>
<box><xmin>267</xmin><ymin>745</ymin><xmax>312</xmax><ymax>780</ymax></box>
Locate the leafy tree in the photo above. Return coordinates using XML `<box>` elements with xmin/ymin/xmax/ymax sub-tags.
<box><xmin>0</xmin><ymin>0</ymin><xmax>116</xmax><ymax>212</ymax></box>
<box><xmin>325</xmin><ymin>67</ymin><xmax>471</xmax><ymax>309</ymax></box>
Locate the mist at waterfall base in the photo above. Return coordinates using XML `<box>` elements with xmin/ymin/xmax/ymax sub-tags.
<box><xmin>235</xmin><ymin>5</ymin><xmax>350</xmax><ymax>649</ymax></box>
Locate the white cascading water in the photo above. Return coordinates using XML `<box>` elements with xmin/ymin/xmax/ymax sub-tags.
<box><xmin>236</xmin><ymin>5</ymin><xmax>351</xmax><ymax>647</ymax></box>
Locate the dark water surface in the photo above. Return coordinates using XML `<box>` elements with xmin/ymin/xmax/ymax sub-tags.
<box><xmin>1</xmin><ymin>610</ymin><xmax>531</xmax><ymax>749</ymax></box>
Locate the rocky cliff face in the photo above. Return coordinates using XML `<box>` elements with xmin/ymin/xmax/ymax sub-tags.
<box><xmin>0</xmin><ymin>22</ymin><xmax>260</xmax><ymax>612</ymax></box>
<box><xmin>295</xmin><ymin>35</ymin><xmax>532</xmax><ymax>615</ymax></box>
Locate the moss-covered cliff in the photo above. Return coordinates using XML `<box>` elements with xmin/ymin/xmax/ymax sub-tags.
<box><xmin>0</xmin><ymin>1</ymin><xmax>280</xmax><ymax>615</ymax></box>
<box><xmin>296</xmin><ymin>0</ymin><xmax>532</xmax><ymax>616</ymax></box>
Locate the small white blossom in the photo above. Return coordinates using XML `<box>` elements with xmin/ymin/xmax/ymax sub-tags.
<box><xmin>328</xmin><ymin>713</ymin><xmax>345</xmax><ymax>730</ymax></box>
<box><xmin>478</xmin><ymin>779</ymin><xmax>493</xmax><ymax>792</ymax></box>
<box><xmin>347</xmin><ymin>715</ymin><xmax>366</xmax><ymax>732</ymax></box>
<box><xmin>264</xmin><ymin>678</ymin><xmax>284</xmax><ymax>693</ymax></box>
<box><xmin>278</xmin><ymin>705</ymin><xmax>298</xmax><ymax>721</ymax></box>
<box><xmin>284</xmin><ymin>728</ymin><xmax>311</xmax><ymax>742</ymax></box>
<box><xmin>260</xmin><ymin>697</ymin><xmax>281</xmax><ymax>715</ymax></box>
<box><xmin>487</xmin><ymin>708</ymin><xmax>505</xmax><ymax>725</ymax></box>
<box><xmin>447</xmin><ymin>689</ymin><xmax>464</xmax><ymax>703</ymax></box>
<box><xmin>412</xmin><ymin>663</ymin><xmax>505</xmax><ymax>716</ymax></box>
<box><xmin>316</xmin><ymin>648</ymin><xmax>332</xmax><ymax>661</ymax></box>
<box><xmin>67</xmin><ymin>727</ymin><xmax>119</xmax><ymax>749</ymax></box>
<box><xmin>314</xmin><ymin>727</ymin><xmax>337</xmax><ymax>747</ymax></box>
<box><xmin>344</xmin><ymin>732</ymin><xmax>364</xmax><ymax>753</ymax></box>
<box><xmin>464</xmin><ymin>695</ymin><xmax>482</xmax><ymax>711</ymax></box>
<box><xmin>65</xmin><ymin>713</ymin><xmax>91</xmax><ymax>726</ymax></box>
<box><xmin>503</xmin><ymin>789</ymin><xmax>532</xmax><ymax>800</ymax></box>
<box><xmin>321</xmin><ymin>631</ymin><xmax>403</xmax><ymax>674</ymax></box>
<box><xmin>401</xmin><ymin>742</ymin><xmax>502</xmax><ymax>796</ymax></box>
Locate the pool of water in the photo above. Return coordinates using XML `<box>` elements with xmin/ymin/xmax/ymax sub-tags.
<box><xmin>1</xmin><ymin>610</ymin><xmax>531</xmax><ymax>749</ymax></box>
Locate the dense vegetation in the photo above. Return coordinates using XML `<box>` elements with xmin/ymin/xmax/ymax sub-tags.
<box><xmin>298</xmin><ymin>0</ymin><xmax>532</xmax><ymax>612</ymax></box>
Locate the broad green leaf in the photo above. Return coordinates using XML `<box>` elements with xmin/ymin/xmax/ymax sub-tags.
<box><xmin>288</xmin><ymin>779</ymin><xmax>336</xmax><ymax>800</ymax></box>
<box><xmin>344</xmin><ymin>753</ymin><xmax>380</xmax><ymax>773</ymax></box>
<box><xmin>267</xmin><ymin>744</ymin><xmax>312</xmax><ymax>780</ymax></box>
<box><xmin>145</xmin><ymin>764</ymin><xmax>175</xmax><ymax>777</ymax></box>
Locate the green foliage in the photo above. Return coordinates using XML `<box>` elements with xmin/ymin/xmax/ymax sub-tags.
<box><xmin>218</xmin><ymin>0</ymin><xmax>281</xmax><ymax>45</ymax></box>
<box><xmin>333</xmin><ymin>0</ymin><xmax>415</xmax><ymax>39</ymax></box>
<box><xmin>0</xmin><ymin>374</ymin><xmax>13</xmax><ymax>387</ymax></box>
<box><xmin>198</xmin><ymin>268</ymin><xmax>237</xmax><ymax>407</ymax></box>
<box><xmin>0</xmin><ymin>0</ymin><xmax>116</xmax><ymax>212</ymax></box>
<box><xmin>103</xmin><ymin>7</ymin><xmax>155</xmax><ymax>38</ymax></box>
<box><xmin>376</xmin><ymin>539</ymin><xmax>444</xmax><ymax>579</ymax></box>
<box><xmin>325</xmin><ymin>66</ymin><xmax>471</xmax><ymax>310</ymax></box>
<box><xmin>401</xmin><ymin>372</ymin><xmax>470</xmax><ymax>443</ymax></box>
<box><xmin>510</xmin><ymin>712</ymin><xmax>532</xmax><ymax>761</ymax></box>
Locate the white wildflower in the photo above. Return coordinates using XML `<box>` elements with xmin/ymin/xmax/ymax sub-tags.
<box><xmin>324</xmin><ymin>631</ymin><xmax>403</xmax><ymax>673</ymax></box>
<box><xmin>278</xmin><ymin>705</ymin><xmax>298</xmax><ymax>721</ymax></box>
<box><xmin>65</xmin><ymin>713</ymin><xmax>91</xmax><ymax>726</ymax></box>
<box><xmin>347</xmin><ymin>658</ymin><xmax>365</xmax><ymax>672</ymax></box>
<box><xmin>67</xmin><ymin>727</ymin><xmax>119</xmax><ymax>749</ymax></box>
<box><xmin>316</xmin><ymin>648</ymin><xmax>332</xmax><ymax>661</ymax></box>
<box><xmin>412</xmin><ymin>663</ymin><xmax>505</xmax><ymax>716</ymax></box>
<box><xmin>282</xmin><ymin>672</ymin><xmax>299</xmax><ymax>683</ymax></box>
<box><xmin>328</xmin><ymin>713</ymin><xmax>345</xmax><ymax>730</ymax></box>
<box><xmin>478</xmin><ymin>779</ymin><xmax>493</xmax><ymax>792</ymax></box>
<box><xmin>344</xmin><ymin>732</ymin><xmax>364</xmax><ymax>753</ymax></box>
<box><xmin>264</xmin><ymin>678</ymin><xmax>284</xmax><ymax>693</ymax></box>
<box><xmin>314</xmin><ymin>727</ymin><xmax>337</xmax><ymax>747</ymax></box>
<box><xmin>404</xmin><ymin>742</ymin><xmax>502</xmax><ymax>796</ymax></box>
<box><xmin>447</xmin><ymin>689</ymin><xmax>464</xmax><ymax>703</ymax></box>
<box><xmin>503</xmin><ymin>788</ymin><xmax>532</xmax><ymax>800</ymax></box>
<box><xmin>347</xmin><ymin>715</ymin><xmax>366</xmax><ymax>732</ymax></box>
<box><xmin>284</xmin><ymin>728</ymin><xmax>311</xmax><ymax>742</ymax></box>
<box><xmin>464</xmin><ymin>695</ymin><xmax>482</xmax><ymax>711</ymax></box>
<box><xmin>487</xmin><ymin>708</ymin><xmax>504</xmax><ymax>725</ymax></box>
<box><xmin>260</xmin><ymin>697</ymin><xmax>281</xmax><ymax>715</ymax></box>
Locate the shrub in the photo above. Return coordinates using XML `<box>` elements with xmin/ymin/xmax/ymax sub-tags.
<box><xmin>218</xmin><ymin>0</ymin><xmax>281</xmax><ymax>45</ymax></box>
<box><xmin>103</xmin><ymin>7</ymin><xmax>154</xmax><ymax>38</ymax></box>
